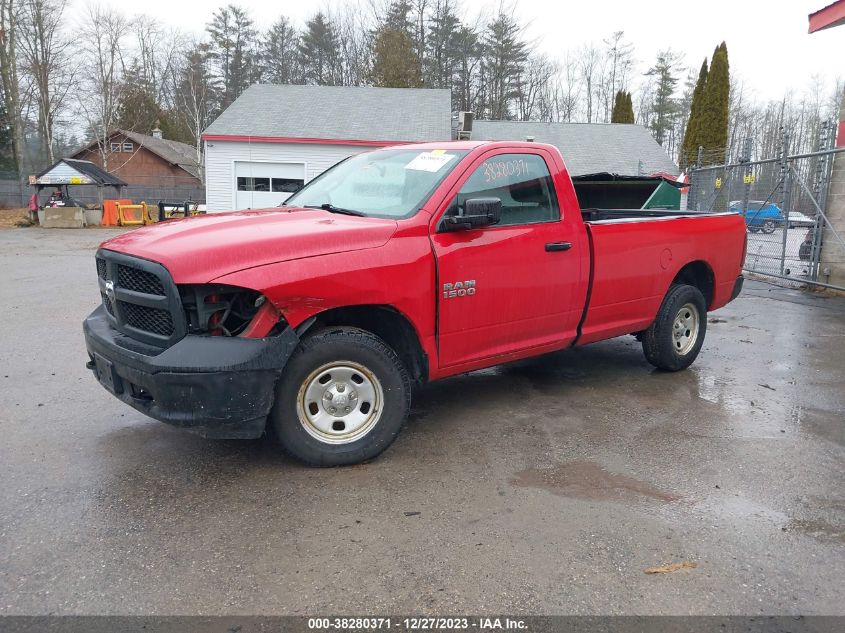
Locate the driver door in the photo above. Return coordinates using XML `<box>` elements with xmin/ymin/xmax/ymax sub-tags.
<box><xmin>430</xmin><ymin>149</ymin><xmax>584</xmax><ymax>369</ymax></box>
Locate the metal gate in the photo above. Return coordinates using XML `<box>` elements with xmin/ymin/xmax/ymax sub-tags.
<box><xmin>687</xmin><ymin>124</ymin><xmax>845</xmax><ymax>292</ymax></box>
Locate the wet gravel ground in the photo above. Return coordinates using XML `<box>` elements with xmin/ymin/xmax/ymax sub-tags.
<box><xmin>0</xmin><ymin>228</ymin><xmax>843</xmax><ymax>615</ymax></box>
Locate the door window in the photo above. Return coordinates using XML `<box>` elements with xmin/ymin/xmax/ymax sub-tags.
<box><xmin>451</xmin><ymin>153</ymin><xmax>560</xmax><ymax>226</ymax></box>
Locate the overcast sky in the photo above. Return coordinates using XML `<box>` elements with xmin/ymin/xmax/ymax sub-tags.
<box><xmin>72</xmin><ymin>0</ymin><xmax>843</xmax><ymax>103</ymax></box>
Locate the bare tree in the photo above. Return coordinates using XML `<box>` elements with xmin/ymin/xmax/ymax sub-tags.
<box><xmin>600</xmin><ymin>31</ymin><xmax>633</xmax><ymax>122</ymax></box>
<box><xmin>576</xmin><ymin>43</ymin><xmax>601</xmax><ymax>123</ymax></box>
<box><xmin>131</xmin><ymin>15</ymin><xmax>183</xmax><ymax>108</ymax></box>
<box><xmin>328</xmin><ymin>5</ymin><xmax>372</xmax><ymax>86</ymax></box>
<box><xmin>515</xmin><ymin>54</ymin><xmax>554</xmax><ymax>121</ymax></box>
<box><xmin>18</xmin><ymin>0</ymin><xmax>71</xmax><ymax>164</ymax></box>
<box><xmin>0</xmin><ymin>0</ymin><xmax>26</xmax><ymax>174</ymax></box>
<box><xmin>173</xmin><ymin>42</ymin><xmax>215</xmax><ymax>181</ymax></box>
<box><xmin>552</xmin><ymin>52</ymin><xmax>580</xmax><ymax>122</ymax></box>
<box><xmin>76</xmin><ymin>3</ymin><xmax>129</xmax><ymax>170</ymax></box>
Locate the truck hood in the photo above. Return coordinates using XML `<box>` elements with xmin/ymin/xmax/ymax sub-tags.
<box><xmin>100</xmin><ymin>207</ymin><xmax>398</xmax><ymax>283</ymax></box>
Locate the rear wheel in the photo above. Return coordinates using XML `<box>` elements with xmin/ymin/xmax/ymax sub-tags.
<box><xmin>270</xmin><ymin>327</ymin><xmax>410</xmax><ymax>466</ymax></box>
<box><xmin>761</xmin><ymin>219</ymin><xmax>777</xmax><ymax>234</ymax></box>
<box><xmin>747</xmin><ymin>225</ymin><xmax>760</xmax><ymax>233</ymax></box>
<box><xmin>642</xmin><ymin>284</ymin><xmax>707</xmax><ymax>371</ymax></box>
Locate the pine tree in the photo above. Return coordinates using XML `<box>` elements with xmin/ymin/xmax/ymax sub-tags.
<box><xmin>645</xmin><ymin>50</ymin><xmax>682</xmax><ymax>146</ymax></box>
<box><xmin>681</xmin><ymin>58</ymin><xmax>708</xmax><ymax>168</ymax></box>
<box><xmin>116</xmin><ymin>76</ymin><xmax>161</xmax><ymax>134</ymax></box>
<box><xmin>424</xmin><ymin>0</ymin><xmax>461</xmax><ymax>90</ymax></box>
<box><xmin>698</xmin><ymin>42</ymin><xmax>730</xmax><ymax>161</ymax></box>
<box><xmin>298</xmin><ymin>12</ymin><xmax>341</xmax><ymax>85</ymax></box>
<box><xmin>262</xmin><ymin>16</ymin><xmax>301</xmax><ymax>85</ymax></box>
<box><xmin>611</xmin><ymin>90</ymin><xmax>634</xmax><ymax>123</ymax></box>
<box><xmin>481</xmin><ymin>11</ymin><xmax>528</xmax><ymax>119</ymax></box>
<box><xmin>369</xmin><ymin>28</ymin><xmax>423</xmax><ymax>88</ymax></box>
<box><xmin>206</xmin><ymin>5</ymin><xmax>258</xmax><ymax>109</ymax></box>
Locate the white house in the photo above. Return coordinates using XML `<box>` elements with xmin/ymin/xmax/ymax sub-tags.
<box><xmin>202</xmin><ymin>84</ymin><xmax>452</xmax><ymax>212</ymax></box>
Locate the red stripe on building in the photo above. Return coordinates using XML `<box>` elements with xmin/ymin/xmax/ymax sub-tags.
<box><xmin>200</xmin><ymin>134</ymin><xmax>414</xmax><ymax>147</ymax></box>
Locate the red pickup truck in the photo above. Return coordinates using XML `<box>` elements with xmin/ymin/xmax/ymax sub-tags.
<box><xmin>84</xmin><ymin>141</ymin><xmax>746</xmax><ymax>465</ymax></box>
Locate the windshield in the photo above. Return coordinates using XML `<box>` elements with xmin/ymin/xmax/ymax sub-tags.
<box><xmin>284</xmin><ymin>148</ymin><xmax>469</xmax><ymax>218</ymax></box>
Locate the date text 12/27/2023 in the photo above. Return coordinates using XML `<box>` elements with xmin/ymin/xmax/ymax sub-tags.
<box><xmin>307</xmin><ymin>617</ymin><xmax>528</xmax><ymax>630</ymax></box>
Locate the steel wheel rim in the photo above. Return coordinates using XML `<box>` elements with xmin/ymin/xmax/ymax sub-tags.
<box><xmin>672</xmin><ymin>303</ymin><xmax>699</xmax><ymax>356</ymax></box>
<box><xmin>296</xmin><ymin>360</ymin><xmax>384</xmax><ymax>445</ymax></box>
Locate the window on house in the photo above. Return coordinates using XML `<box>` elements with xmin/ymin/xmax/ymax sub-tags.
<box><xmin>110</xmin><ymin>142</ymin><xmax>121</xmax><ymax>152</ymax></box>
<box><xmin>122</xmin><ymin>142</ymin><xmax>134</xmax><ymax>153</ymax></box>
<box><xmin>271</xmin><ymin>178</ymin><xmax>305</xmax><ymax>193</ymax></box>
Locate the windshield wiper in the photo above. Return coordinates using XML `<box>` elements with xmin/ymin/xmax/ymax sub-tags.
<box><xmin>304</xmin><ymin>203</ymin><xmax>367</xmax><ymax>217</ymax></box>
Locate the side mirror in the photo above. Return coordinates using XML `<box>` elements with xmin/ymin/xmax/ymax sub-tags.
<box><xmin>443</xmin><ymin>197</ymin><xmax>502</xmax><ymax>230</ymax></box>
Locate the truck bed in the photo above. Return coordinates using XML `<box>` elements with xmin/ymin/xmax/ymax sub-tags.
<box><xmin>576</xmin><ymin>211</ymin><xmax>746</xmax><ymax>346</ymax></box>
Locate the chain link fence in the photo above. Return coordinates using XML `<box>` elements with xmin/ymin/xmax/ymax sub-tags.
<box><xmin>688</xmin><ymin>122</ymin><xmax>845</xmax><ymax>292</ymax></box>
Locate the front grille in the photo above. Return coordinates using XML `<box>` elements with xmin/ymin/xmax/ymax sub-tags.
<box><xmin>101</xmin><ymin>292</ymin><xmax>115</xmax><ymax>316</ymax></box>
<box><xmin>119</xmin><ymin>301</ymin><xmax>175</xmax><ymax>336</ymax></box>
<box><xmin>96</xmin><ymin>250</ymin><xmax>185</xmax><ymax>348</ymax></box>
<box><xmin>118</xmin><ymin>265</ymin><xmax>165</xmax><ymax>295</ymax></box>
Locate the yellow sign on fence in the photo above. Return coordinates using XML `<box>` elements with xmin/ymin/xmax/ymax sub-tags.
<box><xmin>743</xmin><ymin>174</ymin><xmax>756</xmax><ymax>184</ymax></box>
<box><xmin>715</xmin><ymin>178</ymin><xmax>722</xmax><ymax>189</ymax></box>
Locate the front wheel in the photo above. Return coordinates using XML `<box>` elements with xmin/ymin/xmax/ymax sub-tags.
<box><xmin>642</xmin><ymin>284</ymin><xmax>707</xmax><ymax>371</ymax></box>
<box><xmin>761</xmin><ymin>219</ymin><xmax>777</xmax><ymax>234</ymax></box>
<box><xmin>270</xmin><ymin>327</ymin><xmax>411</xmax><ymax>466</ymax></box>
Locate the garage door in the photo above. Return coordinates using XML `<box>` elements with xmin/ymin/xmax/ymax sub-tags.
<box><xmin>234</xmin><ymin>161</ymin><xmax>306</xmax><ymax>210</ymax></box>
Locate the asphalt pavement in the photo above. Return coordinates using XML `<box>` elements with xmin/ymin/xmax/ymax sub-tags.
<box><xmin>0</xmin><ymin>228</ymin><xmax>843</xmax><ymax>615</ymax></box>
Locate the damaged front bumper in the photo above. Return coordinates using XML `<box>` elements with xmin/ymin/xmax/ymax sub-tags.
<box><xmin>83</xmin><ymin>305</ymin><xmax>299</xmax><ymax>438</ymax></box>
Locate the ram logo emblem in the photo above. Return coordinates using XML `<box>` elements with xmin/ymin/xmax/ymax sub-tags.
<box><xmin>443</xmin><ymin>280</ymin><xmax>476</xmax><ymax>299</ymax></box>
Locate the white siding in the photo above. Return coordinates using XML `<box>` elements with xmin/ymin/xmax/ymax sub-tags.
<box><xmin>204</xmin><ymin>140</ymin><xmax>379</xmax><ymax>212</ymax></box>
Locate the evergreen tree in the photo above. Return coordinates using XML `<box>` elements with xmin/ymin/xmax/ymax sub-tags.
<box><xmin>698</xmin><ymin>42</ymin><xmax>730</xmax><ymax>160</ymax></box>
<box><xmin>116</xmin><ymin>68</ymin><xmax>161</xmax><ymax>133</ymax></box>
<box><xmin>262</xmin><ymin>16</ymin><xmax>301</xmax><ymax>85</ymax></box>
<box><xmin>681</xmin><ymin>58</ymin><xmax>708</xmax><ymax>168</ymax></box>
<box><xmin>370</xmin><ymin>28</ymin><xmax>423</xmax><ymax>88</ymax></box>
<box><xmin>383</xmin><ymin>0</ymin><xmax>414</xmax><ymax>38</ymax></box>
<box><xmin>424</xmin><ymin>0</ymin><xmax>461</xmax><ymax>90</ymax></box>
<box><xmin>481</xmin><ymin>11</ymin><xmax>528</xmax><ymax>119</ymax></box>
<box><xmin>453</xmin><ymin>24</ymin><xmax>480</xmax><ymax>114</ymax></box>
<box><xmin>206</xmin><ymin>4</ymin><xmax>258</xmax><ymax>109</ymax></box>
<box><xmin>611</xmin><ymin>90</ymin><xmax>634</xmax><ymax>123</ymax></box>
<box><xmin>645</xmin><ymin>50</ymin><xmax>682</xmax><ymax>146</ymax></box>
<box><xmin>298</xmin><ymin>12</ymin><xmax>341</xmax><ymax>85</ymax></box>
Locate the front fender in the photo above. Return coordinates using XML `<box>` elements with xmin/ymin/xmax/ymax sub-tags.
<box><xmin>210</xmin><ymin>231</ymin><xmax>437</xmax><ymax>350</ymax></box>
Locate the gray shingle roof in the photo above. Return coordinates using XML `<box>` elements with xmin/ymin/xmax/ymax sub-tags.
<box><xmin>70</xmin><ymin>130</ymin><xmax>201</xmax><ymax>180</ymax></box>
<box><xmin>471</xmin><ymin>120</ymin><xmax>679</xmax><ymax>177</ymax></box>
<box><xmin>120</xmin><ymin>130</ymin><xmax>201</xmax><ymax>179</ymax></box>
<box><xmin>204</xmin><ymin>84</ymin><xmax>452</xmax><ymax>143</ymax></box>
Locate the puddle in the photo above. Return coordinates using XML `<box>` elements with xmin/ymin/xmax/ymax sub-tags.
<box><xmin>511</xmin><ymin>460</ymin><xmax>679</xmax><ymax>503</ymax></box>
<box><xmin>787</xmin><ymin>518</ymin><xmax>845</xmax><ymax>543</ymax></box>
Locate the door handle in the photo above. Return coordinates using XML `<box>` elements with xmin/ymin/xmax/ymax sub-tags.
<box><xmin>545</xmin><ymin>241</ymin><xmax>572</xmax><ymax>252</ymax></box>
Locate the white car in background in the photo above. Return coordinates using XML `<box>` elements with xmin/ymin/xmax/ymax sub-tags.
<box><xmin>788</xmin><ymin>212</ymin><xmax>815</xmax><ymax>228</ymax></box>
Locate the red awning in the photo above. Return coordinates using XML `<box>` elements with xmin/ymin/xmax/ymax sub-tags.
<box><xmin>809</xmin><ymin>0</ymin><xmax>845</xmax><ymax>32</ymax></box>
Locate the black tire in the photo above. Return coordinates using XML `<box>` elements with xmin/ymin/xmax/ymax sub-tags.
<box><xmin>747</xmin><ymin>225</ymin><xmax>760</xmax><ymax>234</ymax></box>
<box><xmin>761</xmin><ymin>219</ymin><xmax>777</xmax><ymax>234</ymax></box>
<box><xmin>270</xmin><ymin>327</ymin><xmax>411</xmax><ymax>466</ymax></box>
<box><xmin>642</xmin><ymin>284</ymin><xmax>707</xmax><ymax>372</ymax></box>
